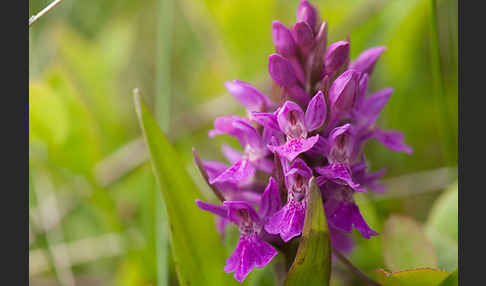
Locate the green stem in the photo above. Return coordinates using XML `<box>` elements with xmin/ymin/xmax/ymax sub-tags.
<box><xmin>154</xmin><ymin>0</ymin><xmax>174</xmax><ymax>285</ymax></box>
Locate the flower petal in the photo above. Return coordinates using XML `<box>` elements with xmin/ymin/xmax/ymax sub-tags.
<box><xmin>224</xmin><ymin>201</ymin><xmax>260</xmax><ymax>225</ymax></box>
<box><xmin>269</xmin><ymin>135</ymin><xmax>319</xmax><ymax>162</ymax></box>
<box><xmin>297</xmin><ymin>0</ymin><xmax>319</xmax><ymax>32</ymax></box>
<box><xmin>287</xmin><ymin>157</ymin><xmax>313</xmax><ymax>179</ymax></box>
<box><xmin>268</xmin><ymin>53</ymin><xmax>299</xmax><ymax>88</ymax></box>
<box><xmin>306</xmin><ymin>135</ymin><xmax>331</xmax><ymax>157</ymax></box>
<box><xmin>309</xmin><ymin>21</ymin><xmax>328</xmax><ymax>82</ymax></box>
<box><xmin>233</xmin><ymin>119</ymin><xmax>263</xmax><ymax>150</ymax></box>
<box><xmin>225</xmin><ymin>80</ymin><xmax>270</xmax><ymax>111</ymax></box>
<box><xmin>195</xmin><ymin>199</ymin><xmax>228</xmax><ymax>219</ymax></box>
<box><xmin>355</xmin><ymin>73</ymin><xmax>369</xmax><ymax>109</ymax></box>
<box><xmin>305</xmin><ymin>90</ymin><xmax>327</xmax><ymax>132</ymax></box>
<box><xmin>253</xmin><ymin>156</ymin><xmax>274</xmax><ymax>174</ymax></box>
<box><xmin>252</xmin><ymin>237</ymin><xmax>278</xmax><ymax>268</ymax></box>
<box><xmin>276</xmin><ymin>101</ymin><xmax>306</xmax><ymax>139</ymax></box>
<box><xmin>351</xmin><ymin>160</ymin><xmax>387</xmax><ymax>193</ymax></box>
<box><xmin>201</xmin><ymin>160</ymin><xmax>230</xmax><ymax>181</ymax></box>
<box><xmin>272</xmin><ymin>20</ymin><xmax>297</xmax><ymax>57</ymax></box>
<box><xmin>210</xmin><ymin>158</ymin><xmax>256</xmax><ymax>185</ymax></box>
<box><xmin>315</xmin><ymin>163</ymin><xmax>366</xmax><ymax>192</ymax></box>
<box><xmin>264</xmin><ymin>201</ymin><xmax>306</xmax><ymax>242</ymax></box>
<box><xmin>327</xmin><ymin>201</ymin><xmax>354</xmax><ymax>233</ymax></box>
<box><xmin>221</xmin><ymin>144</ymin><xmax>243</xmax><ymax>165</ymax></box>
<box><xmin>251</xmin><ymin>111</ymin><xmax>280</xmax><ymax>133</ymax></box>
<box><xmin>349</xmin><ymin>46</ymin><xmax>386</xmax><ymax>75</ymax></box>
<box><xmin>329</xmin><ymin>70</ymin><xmax>360</xmax><ymax>112</ymax></box>
<box><xmin>224</xmin><ymin>237</ymin><xmax>246</xmax><ymax>273</ymax></box>
<box><xmin>259</xmin><ymin>177</ymin><xmax>282</xmax><ymax>219</ymax></box>
<box><xmin>356</xmin><ymin>88</ymin><xmax>393</xmax><ymax>128</ymax></box>
<box><xmin>373</xmin><ymin>128</ymin><xmax>413</xmax><ymax>154</ymax></box>
<box><xmin>208</xmin><ymin>115</ymin><xmax>245</xmax><ymax>140</ymax></box>
<box><xmin>293</xmin><ymin>21</ymin><xmax>315</xmax><ymax>55</ymax></box>
<box><xmin>225</xmin><ymin>235</ymin><xmax>277</xmax><ymax>282</ymax></box>
<box><xmin>351</xmin><ymin>204</ymin><xmax>379</xmax><ymax>239</ymax></box>
<box><xmin>325</xmin><ymin>40</ymin><xmax>350</xmax><ymax>75</ymax></box>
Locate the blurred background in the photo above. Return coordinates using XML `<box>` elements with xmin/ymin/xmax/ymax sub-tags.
<box><xmin>29</xmin><ymin>0</ymin><xmax>458</xmax><ymax>285</ymax></box>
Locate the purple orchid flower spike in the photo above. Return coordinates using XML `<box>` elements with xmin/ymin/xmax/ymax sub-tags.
<box><xmin>225</xmin><ymin>80</ymin><xmax>271</xmax><ymax>112</ymax></box>
<box><xmin>349</xmin><ymin>46</ymin><xmax>386</xmax><ymax>75</ymax></box>
<box><xmin>265</xmin><ymin>158</ymin><xmax>312</xmax><ymax>242</ymax></box>
<box><xmin>195</xmin><ymin>177</ymin><xmax>281</xmax><ymax>282</ymax></box>
<box><xmin>196</xmin><ymin>1</ymin><xmax>412</xmax><ymax>278</ymax></box>
<box><xmin>267</xmin><ymin>92</ymin><xmax>326</xmax><ymax>162</ymax></box>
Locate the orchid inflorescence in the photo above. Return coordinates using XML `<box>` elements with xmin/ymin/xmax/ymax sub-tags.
<box><xmin>194</xmin><ymin>0</ymin><xmax>412</xmax><ymax>282</ymax></box>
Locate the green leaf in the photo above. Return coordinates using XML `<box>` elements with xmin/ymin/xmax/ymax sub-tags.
<box><xmin>383</xmin><ymin>215</ymin><xmax>437</xmax><ymax>272</ymax></box>
<box><xmin>425</xmin><ymin>182</ymin><xmax>458</xmax><ymax>271</ymax></box>
<box><xmin>438</xmin><ymin>269</ymin><xmax>458</xmax><ymax>286</ymax></box>
<box><xmin>134</xmin><ymin>92</ymin><xmax>236</xmax><ymax>286</ymax></box>
<box><xmin>371</xmin><ymin>268</ymin><xmax>450</xmax><ymax>286</ymax></box>
<box><xmin>284</xmin><ymin>178</ymin><xmax>331</xmax><ymax>286</ymax></box>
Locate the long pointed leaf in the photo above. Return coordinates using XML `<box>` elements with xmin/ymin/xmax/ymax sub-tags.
<box><xmin>284</xmin><ymin>178</ymin><xmax>331</xmax><ymax>286</ymax></box>
<box><xmin>134</xmin><ymin>92</ymin><xmax>235</xmax><ymax>286</ymax></box>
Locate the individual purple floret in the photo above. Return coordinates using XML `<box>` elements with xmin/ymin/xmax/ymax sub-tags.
<box><xmin>265</xmin><ymin>158</ymin><xmax>313</xmax><ymax>242</ymax></box>
<box><xmin>194</xmin><ymin>0</ymin><xmax>412</xmax><ymax>282</ymax></box>
<box><xmin>320</xmin><ymin>182</ymin><xmax>378</xmax><ymax>239</ymax></box>
<box><xmin>196</xmin><ymin>177</ymin><xmax>281</xmax><ymax>282</ymax></box>
<box><xmin>267</xmin><ymin>92</ymin><xmax>326</xmax><ymax>162</ymax></box>
<box><xmin>208</xmin><ymin>116</ymin><xmax>273</xmax><ymax>184</ymax></box>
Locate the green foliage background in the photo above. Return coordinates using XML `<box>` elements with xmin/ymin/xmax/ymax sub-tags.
<box><xmin>29</xmin><ymin>0</ymin><xmax>457</xmax><ymax>285</ymax></box>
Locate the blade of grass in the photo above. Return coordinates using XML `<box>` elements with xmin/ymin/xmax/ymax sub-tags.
<box><xmin>134</xmin><ymin>92</ymin><xmax>236</xmax><ymax>286</ymax></box>
<box><xmin>154</xmin><ymin>0</ymin><xmax>174</xmax><ymax>283</ymax></box>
